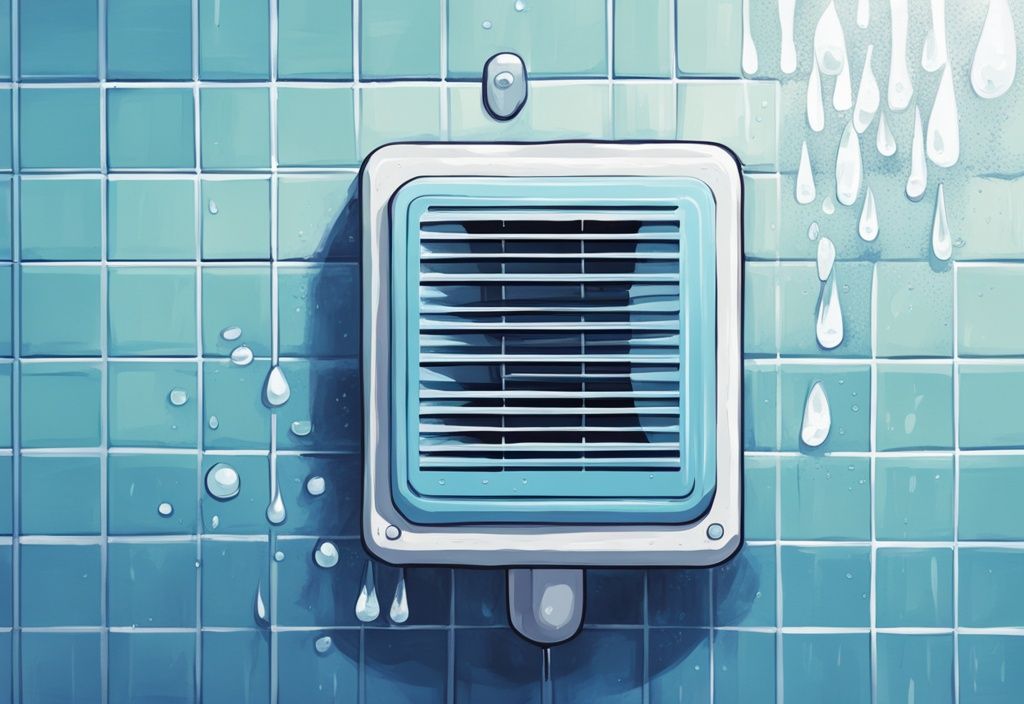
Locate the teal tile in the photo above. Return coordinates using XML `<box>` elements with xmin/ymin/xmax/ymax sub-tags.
<box><xmin>960</xmin><ymin>456</ymin><xmax>1024</xmax><ymax>541</ymax></box>
<box><xmin>21</xmin><ymin>632</ymin><xmax>102</xmax><ymax>704</ymax></box>
<box><xmin>20</xmin><ymin>362</ymin><xmax>101</xmax><ymax>448</ymax></box>
<box><xmin>201</xmin><ymin>540</ymin><xmax>269</xmax><ymax>626</ymax></box>
<box><xmin>959</xmin><ymin>548</ymin><xmax>1024</xmax><ymax>627</ymax></box>
<box><xmin>877</xmin><ymin>635</ymin><xmax>953</xmax><ymax>704</ymax></box>
<box><xmin>780</xmin><ymin>456</ymin><xmax>870</xmax><ymax>540</ymax></box>
<box><xmin>449</xmin><ymin>82</ymin><xmax>611</xmax><ymax>141</ymax></box>
<box><xmin>201</xmin><ymin>266</ymin><xmax>272</xmax><ymax>358</ymax></box>
<box><xmin>447</xmin><ymin>0</ymin><xmax>606</xmax><ymax>79</ymax></box>
<box><xmin>361</xmin><ymin>0</ymin><xmax>440</xmax><ymax>79</ymax></box>
<box><xmin>109</xmin><ymin>267</ymin><xmax>197</xmax><ymax>356</ymax></box>
<box><xmin>358</xmin><ymin>85</ymin><xmax>441</xmax><ymax>157</ymax></box>
<box><xmin>107</xmin><ymin>0</ymin><xmax>192</xmax><ymax>80</ymax></box>
<box><xmin>744</xmin><ymin>263</ymin><xmax>776</xmax><ymax>355</ymax></box>
<box><xmin>200</xmin><ymin>88</ymin><xmax>270</xmax><ymax>170</ymax></box>
<box><xmin>783</xmin><ymin>634</ymin><xmax>870</xmax><ymax>704</ymax></box>
<box><xmin>277</xmin><ymin>175</ymin><xmax>358</xmax><ymax>261</ymax></box>
<box><xmin>0</xmin><ymin>266</ymin><xmax>9</xmax><ymax>355</ymax></box>
<box><xmin>201</xmin><ymin>179</ymin><xmax>271</xmax><ymax>260</ymax></box>
<box><xmin>275</xmin><ymin>454</ymin><xmax>360</xmax><ymax>536</ymax></box>
<box><xmin>781</xmin><ymin>546</ymin><xmax>870</xmax><ymax>627</ymax></box>
<box><xmin>0</xmin><ymin>0</ymin><xmax>9</xmax><ymax>79</ymax></box>
<box><xmin>648</xmin><ymin>568</ymin><xmax>709</xmax><ymax>627</ymax></box>
<box><xmin>777</xmin><ymin>261</ymin><xmax>872</xmax><ymax>358</ymax></box>
<box><xmin>742</xmin><ymin>455</ymin><xmax>775</xmax><ymax>540</ymax></box>
<box><xmin>614</xmin><ymin>0</ymin><xmax>670</xmax><ymax>77</ymax></box>
<box><xmin>743</xmin><ymin>362</ymin><xmax>777</xmax><ymax>451</ymax></box>
<box><xmin>713</xmin><ymin>631</ymin><xmax>776</xmax><ymax>704</ymax></box>
<box><xmin>713</xmin><ymin>545</ymin><xmax>775</xmax><ymax>627</ymax></box>
<box><xmin>19</xmin><ymin>456</ymin><xmax>101</xmax><ymax>535</ymax></box>
<box><xmin>960</xmin><ymin>635</ymin><xmax>1024</xmax><ymax>704</ymax></box>
<box><xmin>876</xmin><ymin>364</ymin><xmax>954</xmax><ymax>451</ymax></box>
<box><xmin>202</xmin><ymin>360</ymin><xmax>270</xmax><ymax>450</ymax></box>
<box><xmin>677</xmin><ymin>0</ymin><xmax>741</xmax><ymax>76</ymax></box>
<box><xmin>20</xmin><ymin>266</ymin><xmax>101</xmax><ymax>357</ymax></box>
<box><xmin>277</xmin><ymin>87</ymin><xmax>356</xmax><ymax>167</ymax></box>
<box><xmin>0</xmin><ymin>91</ymin><xmax>8</xmax><ymax>171</ymax></box>
<box><xmin>677</xmin><ymin>80</ymin><xmax>777</xmax><ymax>170</ymax></box>
<box><xmin>108</xmin><ymin>633</ymin><xmax>195</xmax><ymax>704</ymax></box>
<box><xmin>958</xmin><ymin>266</ymin><xmax>1024</xmax><ymax>356</ymax></box>
<box><xmin>612</xmin><ymin>83</ymin><xmax>676</xmax><ymax>140</ymax></box>
<box><xmin>0</xmin><ymin>457</ymin><xmax>10</xmax><ymax>532</ymax></box>
<box><xmin>274</xmin><ymin>359</ymin><xmax>360</xmax><ymax>451</ymax></box>
<box><xmin>960</xmin><ymin>176</ymin><xmax>1024</xmax><ymax>261</ymax></box>
<box><xmin>649</xmin><ymin>630</ymin><xmax>709</xmax><ymax>704</ymax></box>
<box><xmin>19</xmin><ymin>88</ymin><xmax>101</xmax><ymax>169</ymax></box>
<box><xmin>19</xmin><ymin>0</ymin><xmax>98</xmax><ymax>81</ymax></box>
<box><xmin>108</xmin><ymin>362</ymin><xmax>198</xmax><ymax>448</ymax></box>
<box><xmin>20</xmin><ymin>179</ymin><xmax>101</xmax><ymax>261</ymax></box>
<box><xmin>779</xmin><ymin>364</ymin><xmax>871</xmax><ymax>452</ymax></box>
<box><xmin>876</xmin><ymin>262</ymin><xmax>953</xmax><ymax>358</ymax></box>
<box><xmin>108</xmin><ymin>179</ymin><xmax>196</xmax><ymax>260</ymax></box>
<box><xmin>274</xmin><ymin>538</ymin><xmax>365</xmax><ymax>626</ymax></box>
<box><xmin>552</xmin><ymin>629</ymin><xmax>644</xmax><ymax>704</ymax></box>
<box><xmin>743</xmin><ymin>174</ymin><xmax>780</xmax><ymax>259</ymax></box>
<box><xmin>20</xmin><ymin>544</ymin><xmax>101</xmax><ymax>626</ymax></box>
<box><xmin>277</xmin><ymin>0</ymin><xmax>353</xmax><ymax>79</ymax></box>
<box><xmin>876</xmin><ymin>548</ymin><xmax>954</xmax><ymax>628</ymax></box>
<box><xmin>201</xmin><ymin>631</ymin><xmax>270</xmax><ymax>704</ymax></box>
<box><xmin>959</xmin><ymin>365</ymin><xmax>1024</xmax><ymax>449</ymax></box>
<box><xmin>198</xmin><ymin>0</ymin><xmax>269</xmax><ymax>79</ymax></box>
<box><xmin>199</xmin><ymin>454</ymin><xmax>268</xmax><ymax>532</ymax></box>
<box><xmin>875</xmin><ymin>456</ymin><xmax>954</xmax><ymax>541</ymax></box>
<box><xmin>107</xmin><ymin>88</ymin><xmax>195</xmax><ymax>169</ymax></box>
<box><xmin>0</xmin><ymin>179</ymin><xmax>11</xmax><ymax>259</ymax></box>
<box><xmin>108</xmin><ymin>454</ymin><xmax>197</xmax><ymax>535</ymax></box>
<box><xmin>0</xmin><ymin>365</ymin><xmax>10</xmax><ymax>447</ymax></box>
<box><xmin>108</xmin><ymin>541</ymin><xmax>197</xmax><ymax>627</ymax></box>
<box><xmin>588</xmin><ymin>569</ymin><xmax>645</xmax><ymax>624</ymax></box>
<box><xmin>278</xmin><ymin>265</ymin><xmax>358</xmax><ymax>358</ymax></box>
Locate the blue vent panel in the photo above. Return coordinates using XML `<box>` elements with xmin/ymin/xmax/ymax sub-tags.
<box><xmin>390</xmin><ymin>177</ymin><xmax>717</xmax><ymax>525</ymax></box>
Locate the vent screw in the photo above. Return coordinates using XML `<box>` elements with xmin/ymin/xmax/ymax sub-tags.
<box><xmin>706</xmin><ymin>523</ymin><xmax>724</xmax><ymax>541</ymax></box>
<box><xmin>385</xmin><ymin>525</ymin><xmax>402</xmax><ymax>541</ymax></box>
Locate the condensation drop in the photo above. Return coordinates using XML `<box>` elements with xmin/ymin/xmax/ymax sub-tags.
<box><xmin>208</xmin><ymin>415</ymin><xmax>219</xmax><ymax>430</ymax></box>
<box><xmin>822</xmin><ymin>197</ymin><xmax>836</xmax><ymax>215</ymax></box>
<box><xmin>254</xmin><ymin>582</ymin><xmax>269</xmax><ymax>627</ymax></box>
<box><xmin>801</xmin><ymin>382</ymin><xmax>832</xmax><ymax>447</ymax></box>
<box><xmin>389</xmin><ymin>570</ymin><xmax>410</xmax><ymax>624</ymax></box>
<box><xmin>796</xmin><ymin>142</ymin><xmax>816</xmax><ymax>205</ymax></box>
<box><xmin>157</xmin><ymin>502</ymin><xmax>173</xmax><ymax>517</ymax></box>
<box><xmin>265</xmin><ymin>366</ymin><xmax>291</xmax><ymax>407</ymax></box>
<box><xmin>856</xmin><ymin>0</ymin><xmax>869</xmax><ymax>28</ymax></box>
<box><xmin>813</xmin><ymin>1</ymin><xmax>846</xmax><ymax>76</ymax></box>
<box><xmin>921</xmin><ymin>0</ymin><xmax>947</xmax><ymax>72</ymax></box>
<box><xmin>833</xmin><ymin>60</ymin><xmax>853</xmax><ymax>112</ymax></box>
<box><xmin>876</xmin><ymin>112</ymin><xmax>897</xmax><ymax>156</ymax></box>
<box><xmin>481</xmin><ymin>20</ymin><xmax>492</xmax><ymax>29</ymax></box>
<box><xmin>817</xmin><ymin>237</ymin><xmax>836</xmax><ymax>282</ymax></box>
<box><xmin>211</xmin><ymin>515</ymin><xmax>219</xmax><ymax>529</ymax></box>
<box><xmin>355</xmin><ymin>561</ymin><xmax>380</xmax><ymax>622</ymax></box>
<box><xmin>290</xmin><ymin>420</ymin><xmax>312</xmax><ymax>437</ymax></box>
<box><xmin>266</xmin><ymin>488</ymin><xmax>286</xmax><ymax>525</ymax></box>
<box><xmin>926</xmin><ymin>64</ymin><xmax>959</xmax><ymax>168</ymax></box>
<box><xmin>168</xmin><ymin>388</ymin><xmax>189</xmax><ymax>406</ymax></box>
<box><xmin>778</xmin><ymin>0</ymin><xmax>797</xmax><ymax>74</ymax></box>
<box><xmin>221</xmin><ymin>326</ymin><xmax>242</xmax><ymax>341</ymax></box>
<box><xmin>888</xmin><ymin>0</ymin><xmax>913</xmax><ymax>111</ymax></box>
<box><xmin>230</xmin><ymin>345</ymin><xmax>254</xmax><ymax>367</ymax></box>
<box><xmin>514</xmin><ymin>0</ymin><xmax>525</xmax><ymax>10</ymax></box>
<box><xmin>906</xmin><ymin>107</ymin><xmax>928</xmax><ymax>201</ymax></box>
<box><xmin>835</xmin><ymin>122</ymin><xmax>862</xmax><ymax>206</ymax></box>
<box><xmin>274</xmin><ymin>550</ymin><xmax>285</xmax><ymax>562</ymax></box>
<box><xmin>306</xmin><ymin>475</ymin><xmax>326</xmax><ymax>496</ymax></box>
<box><xmin>852</xmin><ymin>45</ymin><xmax>879</xmax><ymax>133</ymax></box>
<box><xmin>807</xmin><ymin>222</ymin><xmax>821</xmax><ymax>241</ymax></box>
<box><xmin>807</xmin><ymin>60</ymin><xmax>825</xmax><ymax>132</ymax></box>
<box><xmin>206</xmin><ymin>463</ymin><xmax>240</xmax><ymax>500</ymax></box>
<box><xmin>931</xmin><ymin>184</ymin><xmax>953</xmax><ymax>261</ymax></box>
<box><xmin>816</xmin><ymin>277</ymin><xmax>844</xmax><ymax>349</ymax></box>
<box><xmin>314</xmin><ymin>541</ymin><xmax>339</xmax><ymax>569</ymax></box>
<box><xmin>315</xmin><ymin>636</ymin><xmax>332</xmax><ymax>654</ymax></box>
<box><xmin>741</xmin><ymin>0</ymin><xmax>758</xmax><ymax>75</ymax></box>
<box><xmin>971</xmin><ymin>0</ymin><xmax>1016</xmax><ymax>99</ymax></box>
<box><xmin>208</xmin><ymin>200</ymin><xmax>218</xmax><ymax>215</ymax></box>
<box><xmin>859</xmin><ymin>188</ymin><xmax>879</xmax><ymax>241</ymax></box>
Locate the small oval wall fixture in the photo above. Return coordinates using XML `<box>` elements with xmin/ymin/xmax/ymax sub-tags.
<box><xmin>483</xmin><ymin>52</ymin><xmax>527</xmax><ymax>121</ymax></box>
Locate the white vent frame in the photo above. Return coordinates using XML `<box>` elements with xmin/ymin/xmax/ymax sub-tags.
<box><xmin>362</xmin><ymin>142</ymin><xmax>742</xmax><ymax>568</ymax></box>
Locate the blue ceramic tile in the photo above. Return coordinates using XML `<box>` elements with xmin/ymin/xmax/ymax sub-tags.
<box><xmin>20</xmin><ymin>362</ymin><xmax>102</xmax><ymax>448</ymax></box>
<box><xmin>877</xmin><ymin>635</ymin><xmax>954</xmax><ymax>704</ymax></box>
<box><xmin>108</xmin><ymin>541</ymin><xmax>197</xmax><ymax>627</ymax></box>
<box><xmin>198</xmin><ymin>0</ymin><xmax>269</xmax><ymax>79</ymax></box>
<box><xmin>0</xmin><ymin>457</ymin><xmax>10</xmax><ymax>534</ymax></box>
<box><xmin>199</xmin><ymin>454</ymin><xmax>268</xmax><ymax>533</ymax></box>
<box><xmin>0</xmin><ymin>91</ymin><xmax>9</xmax><ymax>170</ymax></box>
<box><xmin>455</xmin><ymin>628</ymin><xmax>542</xmax><ymax>704</ymax></box>
<box><xmin>713</xmin><ymin>631</ymin><xmax>776</xmax><ymax>704</ymax></box>
<box><xmin>876</xmin><ymin>262</ymin><xmax>953</xmax><ymax>358</ymax></box>
<box><xmin>0</xmin><ymin>365</ymin><xmax>11</xmax><ymax>448</ymax></box>
<box><xmin>275</xmin><ymin>538</ymin><xmax>365</xmax><ymax>627</ymax></box>
<box><xmin>20</xmin><ymin>265</ymin><xmax>101</xmax><ymax>356</ymax></box>
<box><xmin>274</xmin><ymin>454</ymin><xmax>360</xmax><ymax>536</ymax></box>
<box><xmin>274</xmin><ymin>359</ymin><xmax>360</xmax><ymax>452</ymax></box>
<box><xmin>958</xmin><ymin>265</ymin><xmax>1024</xmax><ymax>356</ymax></box>
<box><xmin>552</xmin><ymin>629</ymin><xmax>643</xmax><ymax>704</ymax></box>
<box><xmin>200</xmin><ymin>88</ymin><xmax>270</xmax><ymax>170</ymax></box>
<box><xmin>20</xmin><ymin>179</ymin><xmax>101</xmax><ymax>261</ymax></box>
<box><xmin>277</xmin><ymin>0</ymin><xmax>353</xmax><ymax>79</ymax></box>
<box><xmin>780</xmin><ymin>456</ymin><xmax>870</xmax><ymax>540</ymax></box>
<box><xmin>201</xmin><ymin>540</ymin><xmax>269</xmax><ymax>627</ymax></box>
<box><xmin>201</xmin><ymin>266</ymin><xmax>272</xmax><ymax>358</ymax></box>
<box><xmin>959</xmin><ymin>548</ymin><xmax>1024</xmax><ymax>627</ymax></box>
<box><xmin>0</xmin><ymin>0</ymin><xmax>9</xmax><ymax>79</ymax></box>
<box><xmin>743</xmin><ymin>173</ymin><xmax>780</xmax><ymax>259</ymax></box>
<box><xmin>959</xmin><ymin>365</ymin><xmax>1024</xmax><ymax>449</ymax></box>
<box><xmin>875</xmin><ymin>456</ymin><xmax>955</xmax><ymax>541</ymax></box>
<box><xmin>108</xmin><ymin>362</ymin><xmax>198</xmax><ymax>448</ymax></box>
<box><xmin>614</xmin><ymin>0</ymin><xmax>671</xmax><ymax>78</ymax></box>
<box><xmin>276</xmin><ymin>87</ymin><xmax>356</xmax><ymax>167</ymax></box>
<box><xmin>744</xmin><ymin>263</ymin><xmax>777</xmax><ymax>355</ymax></box>
<box><xmin>876</xmin><ymin>364</ymin><xmax>954</xmax><ymax>450</ymax></box>
<box><xmin>648</xmin><ymin>568</ymin><xmax>710</xmax><ymax>627</ymax></box>
<box><xmin>362</xmin><ymin>0</ymin><xmax>440</xmax><ymax>79</ymax></box>
<box><xmin>781</xmin><ymin>546</ymin><xmax>870</xmax><ymax>627</ymax></box>
<box><xmin>713</xmin><ymin>545</ymin><xmax>776</xmax><ymax>628</ymax></box>
<box><xmin>276</xmin><ymin>630</ymin><xmax>358</xmax><ymax>704</ymax></box>
<box><xmin>19</xmin><ymin>0</ymin><xmax>98</xmax><ymax>80</ymax></box>
<box><xmin>364</xmin><ymin>629</ymin><xmax>448</xmax><ymax>704</ymax></box>
<box><xmin>20</xmin><ymin>456</ymin><xmax>101</xmax><ymax>535</ymax></box>
<box><xmin>201</xmin><ymin>179</ymin><xmax>271</xmax><ymax>260</ymax></box>
<box><xmin>676</xmin><ymin>80</ymin><xmax>777</xmax><ymax>170</ymax></box>
<box><xmin>202</xmin><ymin>361</ymin><xmax>271</xmax><ymax>450</ymax></box>
<box><xmin>743</xmin><ymin>455</ymin><xmax>776</xmax><ymax>540</ymax></box>
<box><xmin>0</xmin><ymin>545</ymin><xmax>10</xmax><ymax>626</ymax></box>
<box><xmin>21</xmin><ymin>632</ymin><xmax>102</xmax><ymax>704</ymax></box>
<box><xmin>0</xmin><ymin>632</ymin><xmax>8</xmax><ymax>704</ymax></box>
<box><xmin>202</xmin><ymin>631</ymin><xmax>270</xmax><ymax>704</ymax></box>
<box><xmin>960</xmin><ymin>456</ymin><xmax>1024</xmax><ymax>540</ymax></box>
<box><xmin>776</xmin><ymin>262</ymin><xmax>872</xmax><ymax>358</ymax></box>
<box><xmin>278</xmin><ymin>265</ymin><xmax>358</xmax><ymax>358</ymax></box>
<box><xmin>107</xmin><ymin>88</ymin><xmax>195</xmax><ymax>169</ymax></box>
<box><xmin>358</xmin><ymin>85</ymin><xmax>442</xmax><ymax>156</ymax></box>
<box><xmin>108</xmin><ymin>454</ymin><xmax>197</xmax><ymax>535</ymax></box>
<box><xmin>783</xmin><ymin>634</ymin><xmax>870</xmax><ymax>704</ymax></box>
<box><xmin>373</xmin><ymin>565</ymin><xmax>451</xmax><ymax>627</ymax></box>
<box><xmin>743</xmin><ymin>363</ymin><xmax>777</xmax><ymax>451</ymax></box>
<box><xmin>107</xmin><ymin>0</ymin><xmax>192</xmax><ymax>79</ymax></box>
<box><xmin>649</xmin><ymin>629</ymin><xmax>710</xmax><ymax>704</ymax></box>
<box><xmin>108</xmin><ymin>179</ymin><xmax>196</xmax><ymax>260</ymax></box>
<box><xmin>0</xmin><ymin>179</ymin><xmax>11</xmax><ymax>259</ymax></box>
<box><xmin>20</xmin><ymin>544</ymin><xmax>101</xmax><ymax>626</ymax></box>
<box><xmin>876</xmin><ymin>548</ymin><xmax>954</xmax><ymax>628</ymax></box>
<box><xmin>676</xmin><ymin>0</ymin><xmax>741</xmax><ymax>77</ymax></box>
<box><xmin>613</xmin><ymin>83</ymin><xmax>677</xmax><ymax>140</ymax></box>
<box><xmin>108</xmin><ymin>267</ymin><xmax>197</xmax><ymax>356</ymax></box>
<box><xmin>19</xmin><ymin>88</ymin><xmax>101</xmax><ymax>169</ymax></box>
<box><xmin>779</xmin><ymin>364</ymin><xmax>871</xmax><ymax>452</ymax></box>
<box><xmin>277</xmin><ymin>175</ymin><xmax>358</xmax><ymax>261</ymax></box>
<box><xmin>0</xmin><ymin>266</ymin><xmax>8</xmax><ymax>355</ymax></box>
<box><xmin>108</xmin><ymin>632</ymin><xmax>196</xmax><ymax>704</ymax></box>
<box><xmin>959</xmin><ymin>635</ymin><xmax>1024</xmax><ymax>704</ymax></box>
<box><xmin>584</xmin><ymin>569</ymin><xmax>645</xmax><ymax>625</ymax></box>
<box><xmin>454</xmin><ymin>568</ymin><xmax>507</xmax><ymax>626</ymax></box>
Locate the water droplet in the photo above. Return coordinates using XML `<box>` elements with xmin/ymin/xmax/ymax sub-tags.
<box><xmin>852</xmin><ymin>45</ymin><xmax>879</xmax><ymax>133</ymax></box>
<box><xmin>514</xmin><ymin>0</ymin><xmax>525</xmax><ymax>10</ymax></box>
<box><xmin>168</xmin><ymin>388</ymin><xmax>189</xmax><ymax>406</ymax></box>
<box><xmin>206</xmin><ymin>463</ymin><xmax>240</xmax><ymax>501</ymax></box>
<box><xmin>306</xmin><ymin>475</ymin><xmax>326</xmax><ymax>496</ymax></box>
<box><xmin>157</xmin><ymin>502</ymin><xmax>173</xmax><ymax>517</ymax></box>
<box><xmin>971</xmin><ymin>0</ymin><xmax>1016</xmax><ymax>99</ymax></box>
<box><xmin>290</xmin><ymin>420</ymin><xmax>312</xmax><ymax>437</ymax></box>
<box><xmin>817</xmin><ymin>237</ymin><xmax>836</xmax><ymax>281</ymax></box>
<box><xmin>813</xmin><ymin>1</ymin><xmax>846</xmax><ymax>76</ymax></box>
<box><xmin>778</xmin><ymin>0</ymin><xmax>797</xmax><ymax>74</ymax></box>
<box><xmin>906</xmin><ymin>107</ymin><xmax>928</xmax><ymax>201</ymax></box>
<box><xmin>481</xmin><ymin>20</ymin><xmax>492</xmax><ymax>29</ymax></box>
<box><xmin>816</xmin><ymin>277</ymin><xmax>844</xmax><ymax>349</ymax></box>
<box><xmin>927</xmin><ymin>64</ymin><xmax>960</xmax><ymax>168</ymax></box>
<box><xmin>211</xmin><ymin>515</ymin><xmax>219</xmax><ymax>529</ymax></box>
<box><xmin>274</xmin><ymin>550</ymin><xmax>284</xmax><ymax>562</ymax></box>
<box><xmin>888</xmin><ymin>0</ymin><xmax>913</xmax><ymax>110</ymax></box>
<box><xmin>230</xmin><ymin>345</ymin><xmax>253</xmax><ymax>367</ymax></box>
<box><xmin>264</xmin><ymin>366</ymin><xmax>291</xmax><ymax>407</ymax></box>
<box><xmin>208</xmin><ymin>200</ymin><xmax>218</xmax><ymax>215</ymax></box>
<box><xmin>389</xmin><ymin>570</ymin><xmax>410</xmax><ymax>624</ymax></box>
<box><xmin>876</xmin><ymin>112</ymin><xmax>896</xmax><ymax>156</ymax></box>
<box><xmin>355</xmin><ymin>561</ymin><xmax>380</xmax><ymax>622</ymax></box>
<box><xmin>314</xmin><ymin>541</ymin><xmax>339</xmax><ymax>569</ymax></box>
<box><xmin>796</xmin><ymin>142</ymin><xmax>816</xmax><ymax>205</ymax></box>
<box><xmin>221</xmin><ymin>326</ymin><xmax>242</xmax><ymax>341</ymax></box>
<box><xmin>856</xmin><ymin>0</ymin><xmax>869</xmax><ymax>28</ymax></box>
<box><xmin>254</xmin><ymin>582</ymin><xmax>269</xmax><ymax>627</ymax></box>
<box><xmin>835</xmin><ymin>122</ymin><xmax>862</xmax><ymax>206</ymax></box>
<box><xmin>822</xmin><ymin>196</ymin><xmax>836</xmax><ymax>215</ymax></box>
<box><xmin>859</xmin><ymin>188</ymin><xmax>879</xmax><ymax>241</ymax></box>
<box><xmin>266</xmin><ymin>487</ymin><xmax>286</xmax><ymax>525</ymax></box>
<box><xmin>806</xmin><ymin>59</ymin><xmax>825</xmax><ymax>132</ymax></box>
<box><xmin>801</xmin><ymin>382</ymin><xmax>832</xmax><ymax>447</ymax></box>
<box><xmin>931</xmin><ymin>184</ymin><xmax>953</xmax><ymax>261</ymax></box>
<box><xmin>921</xmin><ymin>0</ymin><xmax>947</xmax><ymax>72</ymax></box>
<box><xmin>208</xmin><ymin>415</ymin><xmax>219</xmax><ymax>430</ymax></box>
<box><xmin>314</xmin><ymin>636</ymin><xmax>332</xmax><ymax>654</ymax></box>
<box><xmin>833</xmin><ymin>59</ymin><xmax>853</xmax><ymax>112</ymax></box>
<box><xmin>741</xmin><ymin>0</ymin><xmax>758</xmax><ymax>75</ymax></box>
<box><xmin>807</xmin><ymin>222</ymin><xmax>821</xmax><ymax>241</ymax></box>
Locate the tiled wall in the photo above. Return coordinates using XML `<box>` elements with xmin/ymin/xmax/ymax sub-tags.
<box><xmin>0</xmin><ymin>0</ymin><xmax>1022</xmax><ymax>702</ymax></box>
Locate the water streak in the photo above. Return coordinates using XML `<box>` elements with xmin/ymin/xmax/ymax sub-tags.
<box><xmin>265</xmin><ymin>366</ymin><xmax>291</xmax><ymax>407</ymax></box>
<box><xmin>778</xmin><ymin>0</ymin><xmax>797</xmax><ymax>74</ymax></box>
<box><xmin>853</xmin><ymin>45</ymin><xmax>879</xmax><ymax>133</ymax></box>
<box><xmin>906</xmin><ymin>107</ymin><xmax>928</xmax><ymax>201</ymax></box>
<box><xmin>266</xmin><ymin>437</ymin><xmax>286</xmax><ymax>525</ymax></box>
<box><xmin>931</xmin><ymin>184</ymin><xmax>953</xmax><ymax>261</ymax></box>
<box><xmin>971</xmin><ymin>0</ymin><xmax>1017</xmax><ymax>99</ymax></box>
<box><xmin>835</xmin><ymin>122</ymin><xmax>862</xmax><ymax>206</ymax></box>
<box><xmin>355</xmin><ymin>561</ymin><xmax>381</xmax><ymax>622</ymax></box>
<box><xmin>813</xmin><ymin>1</ymin><xmax>846</xmax><ymax>76</ymax></box>
<box><xmin>801</xmin><ymin>382</ymin><xmax>832</xmax><ymax>447</ymax></box>
<box><xmin>833</xmin><ymin>60</ymin><xmax>853</xmax><ymax>112</ymax></box>
<box><xmin>796</xmin><ymin>142</ymin><xmax>816</xmax><ymax>205</ymax></box>
<box><xmin>742</xmin><ymin>0</ymin><xmax>758</xmax><ymax>75</ymax></box>
<box><xmin>816</xmin><ymin>277</ymin><xmax>844</xmax><ymax>349</ymax></box>
<box><xmin>856</xmin><ymin>0</ymin><xmax>869</xmax><ymax>28</ymax></box>
<box><xmin>876</xmin><ymin>112</ymin><xmax>896</xmax><ymax>156</ymax></box>
<box><xmin>807</xmin><ymin>60</ymin><xmax>825</xmax><ymax>132</ymax></box>
<box><xmin>389</xmin><ymin>570</ymin><xmax>410</xmax><ymax>624</ymax></box>
<box><xmin>859</xmin><ymin>188</ymin><xmax>879</xmax><ymax>241</ymax></box>
<box><xmin>255</xmin><ymin>582</ymin><xmax>269</xmax><ymax>627</ymax></box>
<box><xmin>921</xmin><ymin>0</ymin><xmax>947</xmax><ymax>72</ymax></box>
<box><xmin>817</xmin><ymin>237</ymin><xmax>836</xmax><ymax>282</ymax></box>
<box><xmin>888</xmin><ymin>0</ymin><xmax>913</xmax><ymax>110</ymax></box>
<box><xmin>927</xmin><ymin>65</ymin><xmax>959</xmax><ymax>168</ymax></box>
